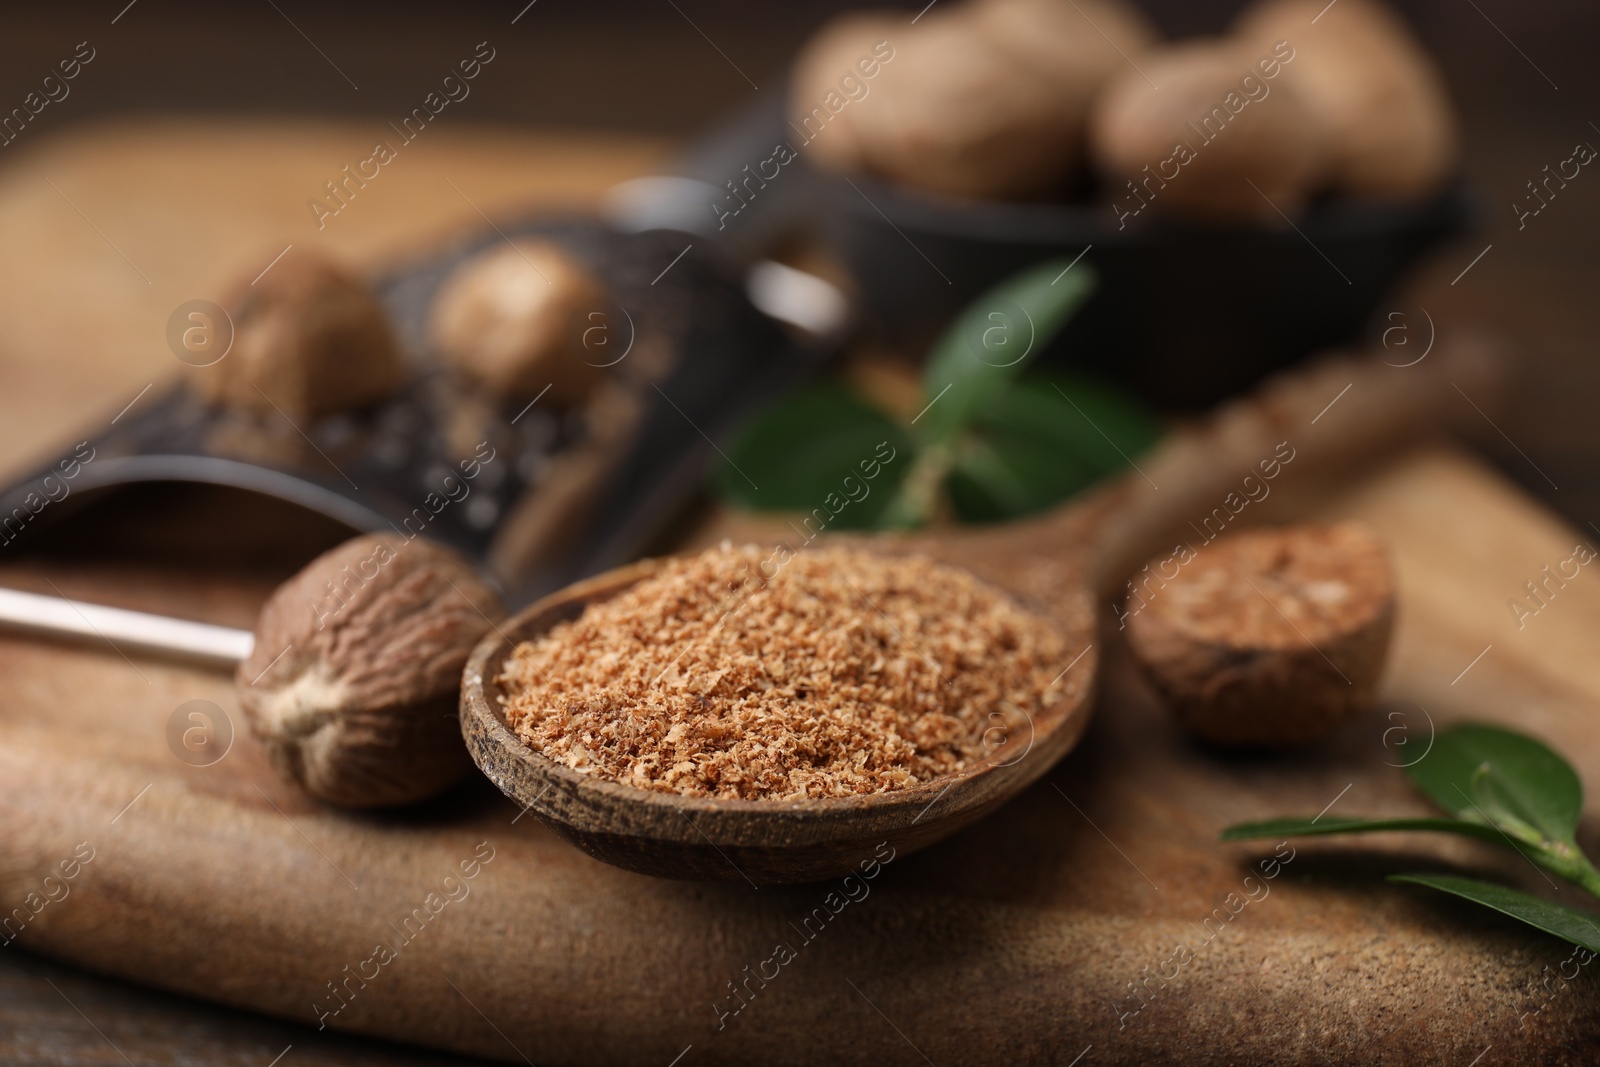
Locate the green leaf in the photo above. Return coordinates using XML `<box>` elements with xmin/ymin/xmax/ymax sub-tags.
<box><xmin>1220</xmin><ymin>816</ymin><xmax>1517</xmax><ymax>847</ymax></box>
<box><xmin>945</xmin><ymin>374</ymin><xmax>1162</xmax><ymax>522</ymax></box>
<box><xmin>1021</xmin><ymin>373</ymin><xmax>1164</xmax><ymax>469</ymax></box>
<box><xmin>940</xmin><ymin>435</ymin><xmax>1081</xmax><ymax>524</ymax></box>
<box><xmin>1389</xmin><ymin>873</ymin><xmax>1600</xmax><ymax>954</ymax></box>
<box><xmin>916</xmin><ymin>261</ymin><xmax>1096</xmax><ymax>445</ymax></box>
<box><xmin>947</xmin><ymin>428</ymin><xmax>1100</xmax><ymax>523</ymax></box>
<box><xmin>1406</xmin><ymin>724</ymin><xmax>1583</xmax><ymax>849</ymax></box>
<box><xmin>715</xmin><ymin>385</ymin><xmax>912</xmax><ymax>530</ymax></box>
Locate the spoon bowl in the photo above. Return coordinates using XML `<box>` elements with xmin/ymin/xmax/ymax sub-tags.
<box><xmin>460</xmin><ymin>553</ymin><xmax>1096</xmax><ymax>884</ymax></box>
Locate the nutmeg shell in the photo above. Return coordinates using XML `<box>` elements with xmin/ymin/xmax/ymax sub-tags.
<box><xmin>238</xmin><ymin>533</ymin><xmax>504</xmax><ymax>807</ymax></box>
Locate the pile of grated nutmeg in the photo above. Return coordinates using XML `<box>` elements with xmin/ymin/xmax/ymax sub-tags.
<box><xmin>497</xmin><ymin>542</ymin><xmax>1065</xmax><ymax>801</ymax></box>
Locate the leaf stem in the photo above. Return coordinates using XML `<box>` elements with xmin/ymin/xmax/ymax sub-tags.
<box><xmin>877</xmin><ymin>443</ymin><xmax>953</xmax><ymax>529</ymax></box>
<box><xmin>1562</xmin><ymin>854</ymin><xmax>1600</xmax><ymax>899</ymax></box>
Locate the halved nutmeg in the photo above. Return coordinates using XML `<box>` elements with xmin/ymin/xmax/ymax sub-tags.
<box><xmin>1124</xmin><ymin>522</ymin><xmax>1395</xmax><ymax>747</ymax></box>
<box><xmin>429</xmin><ymin>238</ymin><xmax>608</xmax><ymax>406</ymax></box>
<box><xmin>238</xmin><ymin>533</ymin><xmax>505</xmax><ymax>807</ymax></box>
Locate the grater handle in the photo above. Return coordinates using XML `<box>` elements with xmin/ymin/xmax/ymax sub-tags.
<box><xmin>0</xmin><ymin>586</ymin><xmax>254</xmax><ymax>669</ymax></box>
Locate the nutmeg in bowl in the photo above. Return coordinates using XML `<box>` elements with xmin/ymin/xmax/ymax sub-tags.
<box><xmin>1088</xmin><ymin>40</ymin><xmax>1330</xmax><ymax>222</ymax></box>
<box><xmin>796</xmin><ymin>0</ymin><xmax>1466</xmax><ymax>405</ymax></box>
<box><xmin>1233</xmin><ymin>0</ymin><xmax>1457</xmax><ymax>199</ymax></box>
<box><xmin>792</xmin><ymin>0</ymin><xmax>1155</xmax><ymax>201</ymax></box>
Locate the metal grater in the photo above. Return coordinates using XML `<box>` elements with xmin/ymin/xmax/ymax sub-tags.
<box><xmin>0</xmin><ymin>215</ymin><xmax>831</xmax><ymax>607</ymax></box>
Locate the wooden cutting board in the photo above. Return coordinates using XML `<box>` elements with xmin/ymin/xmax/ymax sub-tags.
<box><xmin>2</xmin><ymin>122</ymin><xmax>1599</xmax><ymax>1066</ymax></box>
<box><xmin>5</xmin><ymin>442</ymin><xmax>1600</xmax><ymax>1066</ymax></box>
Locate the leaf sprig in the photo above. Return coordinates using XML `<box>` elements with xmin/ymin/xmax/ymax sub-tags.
<box><xmin>716</xmin><ymin>261</ymin><xmax>1161</xmax><ymax>529</ymax></box>
<box><xmin>1223</xmin><ymin>724</ymin><xmax>1600</xmax><ymax>952</ymax></box>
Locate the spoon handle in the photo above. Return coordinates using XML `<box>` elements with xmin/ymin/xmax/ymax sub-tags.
<box><xmin>929</xmin><ymin>334</ymin><xmax>1501</xmax><ymax>605</ymax></box>
<box><xmin>1080</xmin><ymin>334</ymin><xmax>1502</xmax><ymax>598</ymax></box>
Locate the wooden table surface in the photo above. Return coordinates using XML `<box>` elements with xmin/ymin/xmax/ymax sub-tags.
<box><xmin>3</xmin><ymin>121</ymin><xmax>1600</xmax><ymax>1065</ymax></box>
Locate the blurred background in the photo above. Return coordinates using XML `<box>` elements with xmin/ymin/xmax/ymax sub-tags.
<box><xmin>2</xmin><ymin>1</ymin><xmax>1598</xmax><ymax>1061</ymax></box>
<box><xmin>0</xmin><ymin>1</ymin><xmax>1596</xmax><ymax>518</ymax></box>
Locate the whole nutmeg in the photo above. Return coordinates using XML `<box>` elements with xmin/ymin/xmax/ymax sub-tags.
<box><xmin>429</xmin><ymin>238</ymin><xmax>608</xmax><ymax>405</ymax></box>
<box><xmin>802</xmin><ymin>10</ymin><xmax>1083</xmax><ymax>200</ymax></box>
<box><xmin>1089</xmin><ymin>40</ymin><xmax>1330</xmax><ymax>221</ymax></box>
<box><xmin>1124</xmin><ymin>523</ymin><xmax>1395</xmax><ymax>748</ymax></box>
<box><xmin>238</xmin><ymin>533</ymin><xmax>505</xmax><ymax>807</ymax></box>
<box><xmin>1234</xmin><ymin>0</ymin><xmax>1457</xmax><ymax>198</ymax></box>
<box><xmin>201</xmin><ymin>249</ymin><xmax>408</xmax><ymax>418</ymax></box>
<box><xmin>970</xmin><ymin>0</ymin><xmax>1157</xmax><ymax>172</ymax></box>
<box><xmin>787</xmin><ymin>12</ymin><xmax>905</xmax><ymax>176</ymax></box>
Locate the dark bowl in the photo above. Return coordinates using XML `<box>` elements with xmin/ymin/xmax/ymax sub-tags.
<box><xmin>815</xmin><ymin>171</ymin><xmax>1471</xmax><ymax>408</ymax></box>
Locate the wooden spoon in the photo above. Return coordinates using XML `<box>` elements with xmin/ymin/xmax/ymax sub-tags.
<box><xmin>460</xmin><ymin>339</ymin><xmax>1496</xmax><ymax>883</ymax></box>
